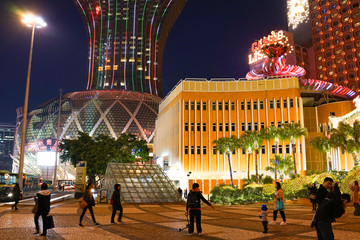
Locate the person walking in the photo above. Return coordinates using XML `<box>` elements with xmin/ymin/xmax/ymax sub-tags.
<box><xmin>314</xmin><ymin>183</ymin><xmax>350</xmax><ymax>240</ymax></box>
<box><xmin>269</xmin><ymin>182</ymin><xmax>287</xmax><ymax>226</ymax></box>
<box><xmin>79</xmin><ymin>183</ymin><xmax>99</xmax><ymax>227</ymax></box>
<box><xmin>308</xmin><ymin>183</ymin><xmax>318</xmax><ymax>211</ymax></box>
<box><xmin>34</xmin><ymin>183</ymin><xmax>51</xmax><ymax>237</ymax></box>
<box><xmin>11</xmin><ymin>183</ymin><xmax>21</xmax><ymax>210</ymax></box>
<box><xmin>350</xmin><ymin>180</ymin><xmax>359</xmax><ymax>207</ymax></box>
<box><xmin>316</xmin><ymin>177</ymin><xmax>334</xmax><ymax>205</ymax></box>
<box><xmin>110</xmin><ymin>184</ymin><xmax>123</xmax><ymax>223</ymax></box>
<box><xmin>259</xmin><ymin>204</ymin><xmax>269</xmax><ymax>233</ymax></box>
<box><xmin>186</xmin><ymin>183</ymin><xmax>215</xmax><ymax>236</ymax></box>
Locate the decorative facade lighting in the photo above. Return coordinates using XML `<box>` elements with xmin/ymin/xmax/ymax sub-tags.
<box><xmin>287</xmin><ymin>0</ymin><xmax>310</xmax><ymax>30</ymax></box>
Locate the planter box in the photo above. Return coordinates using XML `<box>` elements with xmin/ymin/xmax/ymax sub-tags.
<box><xmin>297</xmin><ymin>197</ymin><xmax>312</xmax><ymax>206</ymax></box>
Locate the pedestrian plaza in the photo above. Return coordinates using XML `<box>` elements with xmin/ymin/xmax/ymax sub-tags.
<box><xmin>0</xmin><ymin>200</ymin><xmax>359</xmax><ymax>240</ymax></box>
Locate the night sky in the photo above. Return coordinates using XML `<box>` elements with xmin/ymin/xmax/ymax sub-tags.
<box><xmin>0</xmin><ymin>0</ymin><xmax>287</xmax><ymax>124</ymax></box>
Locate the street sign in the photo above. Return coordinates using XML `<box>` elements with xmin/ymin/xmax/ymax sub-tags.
<box><xmin>75</xmin><ymin>161</ymin><xmax>87</xmax><ymax>198</ymax></box>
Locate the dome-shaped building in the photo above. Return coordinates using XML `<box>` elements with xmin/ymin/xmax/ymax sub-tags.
<box><xmin>12</xmin><ymin>90</ymin><xmax>161</xmax><ymax>178</ymax></box>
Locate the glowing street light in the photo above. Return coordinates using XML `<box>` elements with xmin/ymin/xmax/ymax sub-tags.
<box><xmin>18</xmin><ymin>14</ymin><xmax>46</xmax><ymax>188</ymax></box>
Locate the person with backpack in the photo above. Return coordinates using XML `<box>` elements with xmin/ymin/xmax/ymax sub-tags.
<box><xmin>34</xmin><ymin>183</ymin><xmax>51</xmax><ymax>237</ymax></box>
<box><xmin>314</xmin><ymin>183</ymin><xmax>350</xmax><ymax>240</ymax></box>
<box><xmin>316</xmin><ymin>177</ymin><xmax>334</xmax><ymax>205</ymax></box>
<box><xmin>186</xmin><ymin>183</ymin><xmax>214</xmax><ymax>236</ymax></box>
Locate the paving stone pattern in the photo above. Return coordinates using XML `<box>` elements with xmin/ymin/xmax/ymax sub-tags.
<box><xmin>0</xmin><ymin>200</ymin><xmax>359</xmax><ymax>240</ymax></box>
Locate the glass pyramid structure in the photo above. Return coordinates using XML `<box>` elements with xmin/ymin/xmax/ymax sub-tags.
<box><xmin>104</xmin><ymin>163</ymin><xmax>182</xmax><ymax>203</ymax></box>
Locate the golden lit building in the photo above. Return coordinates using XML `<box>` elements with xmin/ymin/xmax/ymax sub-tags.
<box><xmin>154</xmin><ymin>77</ymin><xmax>307</xmax><ymax>192</ymax></box>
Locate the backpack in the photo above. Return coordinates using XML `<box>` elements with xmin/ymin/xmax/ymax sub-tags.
<box><xmin>187</xmin><ymin>192</ymin><xmax>199</xmax><ymax>208</ymax></box>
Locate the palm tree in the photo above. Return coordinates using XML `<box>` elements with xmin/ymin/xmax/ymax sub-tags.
<box><xmin>213</xmin><ymin>135</ymin><xmax>241</xmax><ymax>187</ymax></box>
<box><xmin>249</xmin><ymin>129</ymin><xmax>266</xmax><ymax>182</ymax></box>
<box><xmin>239</xmin><ymin>131</ymin><xmax>253</xmax><ymax>180</ymax></box>
<box><xmin>310</xmin><ymin>136</ymin><xmax>332</xmax><ymax>171</ymax></box>
<box><xmin>330</xmin><ymin>121</ymin><xmax>360</xmax><ymax>166</ymax></box>
<box><xmin>283</xmin><ymin>123</ymin><xmax>308</xmax><ymax>174</ymax></box>
<box><xmin>265</xmin><ymin>155</ymin><xmax>294</xmax><ymax>181</ymax></box>
<box><xmin>265</xmin><ymin>126</ymin><xmax>286</xmax><ymax>181</ymax></box>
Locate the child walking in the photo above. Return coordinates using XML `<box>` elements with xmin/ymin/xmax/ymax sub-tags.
<box><xmin>259</xmin><ymin>204</ymin><xmax>269</xmax><ymax>233</ymax></box>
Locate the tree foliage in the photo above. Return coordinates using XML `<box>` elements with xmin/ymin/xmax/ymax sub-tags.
<box><xmin>265</xmin><ymin>155</ymin><xmax>295</xmax><ymax>181</ymax></box>
<box><xmin>59</xmin><ymin>131</ymin><xmax>149</xmax><ymax>182</ymax></box>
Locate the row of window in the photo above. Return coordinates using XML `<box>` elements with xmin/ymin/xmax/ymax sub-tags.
<box><xmin>185</xmin><ymin>121</ymin><xmax>296</xmax><ymax>132</ymax></box>
<box><xmin>184</xmin><ymin>145</ymin><xmax>301</xmax><ymax>155</ymax></box>
<box><xmin>184</xmin><ymin>99</ymin><xmax>296</xmax><ymax>111</ymax></box>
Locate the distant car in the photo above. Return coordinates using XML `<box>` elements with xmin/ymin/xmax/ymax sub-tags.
<box><xmin>0</xmin><ymin>186</ymin><xmax>23</xmax><ymax>202</ymax></box>
<box><xmin>64</xmin><ymin>185</ymin><xmax>75</xmax><ymax>190</ymax></box>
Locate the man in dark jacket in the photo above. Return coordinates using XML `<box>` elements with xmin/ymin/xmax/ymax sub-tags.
<box><xmin>316</xmin><ymin>177</ymin><xmax>333</xmax><ymax>205</ymax></box>
<box><xmin>11</xmin><ymin>183</ymin><xmax>21</xmax><ymax>210</ymax></box>
<box><xmin>111</xmin><ymin>183</ymin><xmax>123</xmax><ymax>223</ymax></box>
<box><xmin>34</xmin><ymin>183</ymin><xmax>51</xmax><ymax>236</ymax></box>
<box><xmin>186</xmin><ymin>183</ymin><xmax>214</xmax><ymax>236</ymax></box>
<box><xmin>315</xmin><ymin>183</ymin><xmax>350</xmax><ymax>240</ymax></box>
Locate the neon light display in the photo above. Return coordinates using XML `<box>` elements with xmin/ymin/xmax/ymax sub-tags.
<box><xmin>287</xmin><ymin>0</ymin><xmax>309</xmax><ymax>30</ymax></box>
<box><xmin>300</xmin><ymin>79</ymin><xmax>356</xmax><ymax>99</ymax></box>
<box><xmin>73</xmin><ymin>0</ymin><xmax>186</xmax><ymax>97</ymax></box>
<box><xmin>248</xmin><ymin>30</ymin><xmax>294</xmax><ymax>65</ymax></box>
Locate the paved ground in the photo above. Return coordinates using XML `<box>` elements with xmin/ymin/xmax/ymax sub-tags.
<box><xmin>0</xmin><ymin>199</ymin><xmax>359</xmax><ymax>240</ymax></box>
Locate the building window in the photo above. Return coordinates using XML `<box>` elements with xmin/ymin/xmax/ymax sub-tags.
<box><xmin>225</xmin><ymin>123</ymin><xmax>229</xmax><ymax>131</ymax></box>
<box><xmin>231</xmin><ymin>123</ymin><xmax>235</xmax><ymax>132</ymax></box>
<box><xmin>185</xmin><ymin>102</ymin><xmax>189</xmax><ymax>110</ymax></box>
<box><xmin>247</xmin><ymin>101</ymin><xmax>251</xmax><ymax>110</ymax></box>
<box><xmin>260</xmin><ymin>101</ymin><xmax>264</xmax><ymax>109</ymax></box>
<box><xmin>271</xmin><ymin>145</ymin><xmax>276</xmax><ymax>154</ymax></box>
<box><xmin>231</xmin><ymin>102</ymin><xmax>235</xmax><ymax>110</ymax></box>
<box><xmin>218</xmin><ymin>102</ymin><xmax>223</xmax><ymax>110</ymax></box>
<box><xmin>254</xmin><ymin>101</ymin><xmax>257</xmax><ymax>110</ymax></box>
<box><xmin>290</xmin><ymin>99</ymin><xmax>294</xmax><ymax>107</ymax></box>
<box><xmin>197</xmin><ymin>146</ymin><xmax>201</xmax><ymax>155</ymax></box>
<box><xmin>286</xmin><ymin>145</ymin><xmax>290</xmax><ymax>154</ymax></box>
<box><xmin>197</xmin><ymin>123</ymin><xmax>201</xmax><ymax>132</ymax></box>
<box><xmin>241</xmin><ymin>123</ymin><xmax>245</xmax><ymax>131</ymax></box>
<box><xmin>262</xmin><ymin>145</ymin><xmax>265</xmax><ymax>154</ymax></box>
<box><xmin>254</xmin><ymin>122</ymin><xmax>258</xmax><ymax>131</ymax></box>
<box><xmin>242</xmin><ymin>148</ymin><xmax>246</xmax><ymax>154</ymax></box>
<box><xmin>283</xmin><ymin>99</ymin><xmax>287</xmax><ymax>108</ymax></box>
<box><xmin>225</xmin><ymin>102</ymin><xmax>229</xmax><ymax>111</ymax></box>
<box><xmin>203</xmin><ymin>123</ymin><xmax>206</xmax><ymax>132</ymax></box>
<box><xmin>185</xmin><ymin>146</ymin><xmax>188</xmax><ymax>154</ymax></box>
<box><xmin>271</xmin><ymin>122</ymin><xmax>275</xmax><ymax>126</ymax></box>
<box><xmin>191</xmin><ymin>123</ymin><xmax>195</xmax><ymax>131</ymax></box>
<box><xmin>203</xmin><ymin>102</ymin><xmax>206</xmax><ymax>111</ymax></box>
<box><xmin>219</xmin><ymin>123</ymin><xmax>223</xmax><ymax>132</ymax></box>
<box><xmin>212</xmin><ymin>123</ymin><xmax>216</xmax><ymax>131</ymax></box>
<box><xmin>278</xmin><ymin>121</ymin><xmax>282</xmax><ymax>128</ymax></box>
<box><xmin>203</xmin><ymin>146</ymin><xmax>207</xmax><ymax>155</ymax></box>
<box><xmin>261</xmin><ymin>122</ymin><xmax>265</xmax><ymax>129</ymax></box>
<box><xmin>185</xmin><ymin>123</ymin><xmax>188</xmax><ymax>131</ymax></box>
<box><xmin>191</xmin><ymin>102</ymin><xmax>194</xmax><ymax>110</ymax></box>
<box><xmin>191</xmin><ymin>146</ymin><xmax>195</xmax><ymax>155</ymax></box>
<box><xmin>213</xmin><ymin>146</ymin><xmax>217</xmax><ymax>154</ymax></box>
<box><xmin>212</xmin><ymin>102</ymin><xmax>216</xmax><ymax>110</ymax></box>
<box><xmin>279</xmin><ymin>145</ymin><xmax>283</xmax><ymax>154</ymax></box>
<box><xmin>241</xmin><ymin>102</ymin><xmax>245</xmax><ymax>110</ymax></box>
<box><xmin>248</xmin><ymin>122</ymin><xmax>252</xmax><ymax>131</ymax></box>
<box><xmin>276</xmin><ymin>100</ymin><xmax>280</xmax><ymax>109</ymax></box>
<box><xmin>270</xmin><ymin>100</ymin><xmax>274</xmax><ymax>109</ymax></box>
<box><xmin>196</xmin><ymin>102</ymin><xmax>200</xmax><ymax>110</ymax></box>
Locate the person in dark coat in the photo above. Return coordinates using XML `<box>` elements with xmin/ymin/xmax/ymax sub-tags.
<box><xmin>308</xmin><ymin>183</ymin><xmax>318</xmax><ymax>211</ymax></box>
<box><xmin>34</xmin><ymin>183</ymin><xmax>51</xmax><ymax>236</ymax></box>
<box><xmin>79</xmin><ymin>183</ymin><xmax>99</xmax><ymax>227</ymax></box>
<box><xmin>186</xmin><ymin>183</ymin><xmax>214</xmax><ymax>236</ymax></box>
<box><xmin>314</xmin><ymin>183</ymin><xmax>350</xmax><ymax>240</ymax></box>
<box><xmin>316</xmin><ymin>177</ymin><xmax>333</xmax><ymax>205</ymax></box>
<box><xmin>111</xmin><ymin>183</ymin><xmax>123</xmax><ymax>223</ymax></box>
<box><xmin>11</xmin><ymin>183</ymin><xmax>21</xmax><ymax>210</ymax></box>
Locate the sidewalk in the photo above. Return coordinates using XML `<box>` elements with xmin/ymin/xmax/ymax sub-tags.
<box><xmin>0</xmin><ymin>200</ymin><xmax>359</xmax><ymax>239</ymax></box>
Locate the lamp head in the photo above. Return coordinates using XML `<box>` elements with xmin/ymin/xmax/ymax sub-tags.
<box><xmin>22</xmin><ymin>14</ymin><xmax>47</xmax><ymax>28</ymax></box>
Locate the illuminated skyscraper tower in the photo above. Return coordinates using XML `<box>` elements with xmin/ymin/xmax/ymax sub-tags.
<box><xmin>74</xmin><ymin>0</ymin><xmax>186</xmax><ymax>96</ymax></box>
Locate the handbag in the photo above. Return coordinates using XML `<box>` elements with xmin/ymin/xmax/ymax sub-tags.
<box><xmin>78</xmin><ymin>197</ymin><xmax>88</xmax><ymax>209</ymax></box>
<box><xmin>47</xmin><ymin>215</ymin><xmax>55</xmax><ymax>229</ymax></box>
<box><xmin>31</xmin><ymin>203</ymin><xmax>38</xmax><ymax>214</ymax></box>
<box><xmin>309</xmin><ymin>194</ymin><xmax>316</xmax><ymax>200</ymax></box>
<box><xmin>276</xmin><ymin>199</ymin><xmax>285</xmax><ymax>210</ymax></box>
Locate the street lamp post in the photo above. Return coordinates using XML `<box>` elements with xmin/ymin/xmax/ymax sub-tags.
<box><xmin>18</xmin><ymin>14</ymin><xmax>46</xmax><ymax>188</ymax></box>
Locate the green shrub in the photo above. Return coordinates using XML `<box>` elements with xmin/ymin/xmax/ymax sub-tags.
<box><xmin>340</xmin><ymin>167</ymin><xmax>360</xmax><ymax>194</ymax></box>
